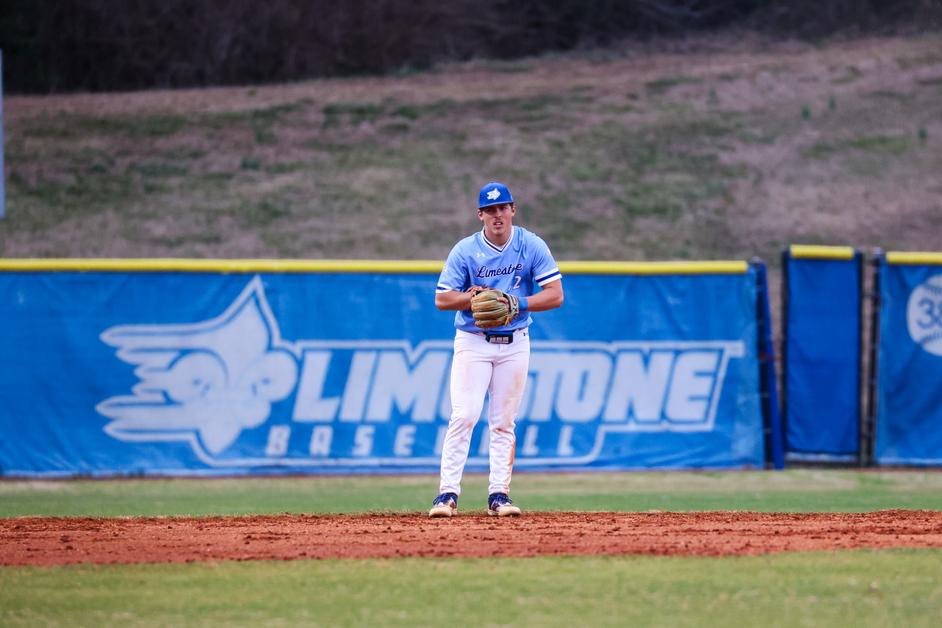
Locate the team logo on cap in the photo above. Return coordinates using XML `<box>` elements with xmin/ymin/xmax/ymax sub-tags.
<box><xmin>486</xmin><ymin>188</ymin><xmax>501</xmax><ymax>201</ymax></box>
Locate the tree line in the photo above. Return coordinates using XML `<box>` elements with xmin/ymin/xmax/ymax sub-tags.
<box><xmin>1</xmin><ymin>0</ymin><xmax>939</xmax><ymax>93</ymax></box>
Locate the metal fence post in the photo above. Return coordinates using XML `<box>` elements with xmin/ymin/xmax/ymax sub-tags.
<box><xmin>1</xmin><ymin>49</ymin><xmax>6</xmax><ymax>220</ymax></box>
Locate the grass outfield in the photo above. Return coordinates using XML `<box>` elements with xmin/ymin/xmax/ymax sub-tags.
<box><xmin>2</xmin><ymin>551</ymin><xmax>941</xmax><ymax>627</ymax></box>
<box><xmin>3</xmin><ymin>471</ymin><xmax>940</xmax><ymax>626</ymax></box>
<box><xmin>2</xmin><ymin>470</ymin><xmax>942</xmax><ymax>517</ymax></box>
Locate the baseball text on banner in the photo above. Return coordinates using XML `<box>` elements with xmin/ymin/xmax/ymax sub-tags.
<box><xmin>0</xmin><ymin>262</ymin><xmax>771</xmax><ymax>476</ymax></box>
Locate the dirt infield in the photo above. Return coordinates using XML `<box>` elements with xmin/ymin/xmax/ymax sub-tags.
<box><xmin>3</xmin><ymin>510</ymin><xmax>942</xmax><ymax>566</ymax></box>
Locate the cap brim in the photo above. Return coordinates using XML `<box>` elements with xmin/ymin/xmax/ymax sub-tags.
<box><xmin>478</xmin><ymin>199</ymin><xmax>513</xmax><ymax>209</ymax></box>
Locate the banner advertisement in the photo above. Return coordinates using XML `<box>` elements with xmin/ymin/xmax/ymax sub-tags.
<box><xmin>874</xmin><ymin>254</ymin><xmax>942</xmax><ymax>465</ymax></box>
<box><xmin>0</xmin><ymin>262</ymin><xmax>769</xmax><ymax>476</ymax></box>
<box><xmin>782</xmin><ymin>246</ymin><xmax>861</xmax><ymax>462</ymax></box>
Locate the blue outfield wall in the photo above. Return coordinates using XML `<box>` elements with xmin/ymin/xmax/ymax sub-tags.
<box><xmin>874</xmin><ymin>253</ymin><xmax>942</xmax><ymax>465</ymax></box>
<box><xmin>782</xmin><ymin>246</ymin><xmax>861</xmax><ymax>462</ymax></box>
<box><xmin>0</xmin><ymin>260</ymin><xmax>777</xmax><ymax>477</ymax></box>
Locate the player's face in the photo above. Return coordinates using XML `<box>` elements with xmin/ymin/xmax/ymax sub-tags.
<box><xmin>478</xmin><ymin>203</ymin><xmax>516</xmax><ymax>239</ymax></box>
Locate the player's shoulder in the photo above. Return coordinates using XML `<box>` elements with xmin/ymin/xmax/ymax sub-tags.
<box><xmin>454</xmin><ymin>232</ymin><xmax>483</xmax><ymax>254</ymax></box>
<box><xmin>444</xmin><ymin>233</ymin><xmax>482</xmax><ymax>267</ymax></box>
<box><xmin>515</xmin><ymin>226</ymin><xmax>552</xmax><ymax>250</ymax></box>
<box><xmin>447</xmin><ymin>232</ymin><xmax>479</xmax><ymax>252</ymax></box>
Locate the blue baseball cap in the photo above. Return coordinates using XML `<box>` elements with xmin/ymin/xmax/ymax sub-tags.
<box><xmin>478</xmin><ymin>182</ymin><xmax>514</xmax><ymax>209</ymax></box>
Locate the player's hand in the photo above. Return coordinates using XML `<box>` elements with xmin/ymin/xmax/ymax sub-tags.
<box><xmin>470</xmin><ymin>289</ymin><xmax>519</xmax><ymax>328</ymax></box>
<box><xmin>466</xmin><ymin>285</ymin><xmax>485</xmax><ymax>306</ymax></box>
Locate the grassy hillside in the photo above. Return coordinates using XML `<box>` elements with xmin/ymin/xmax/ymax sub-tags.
<box><xmin>1</xmin><ymin>32</ymin><xmax>940</xmax><ymax>263</ymax></box>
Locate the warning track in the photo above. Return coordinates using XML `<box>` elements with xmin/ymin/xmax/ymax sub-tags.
<box><xmin>3</xmin><ymin>510</ymin><xmax>942</xmax><ymax>566</ymax></box>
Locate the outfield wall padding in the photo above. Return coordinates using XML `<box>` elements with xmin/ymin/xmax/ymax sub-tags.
<box><xmin>0</xmin><ymin>259</ymin><xmax>778</xmax><ymax>477</ymax></box>
<box><xmin>782</xmin><ymin>245</ymin><xmax>862</xmax><ymax>462</ymax></box>
<box><xmin>873</xmin><ymin>252</ymin><xmax>942</xmax><ymax>465</ymax></box>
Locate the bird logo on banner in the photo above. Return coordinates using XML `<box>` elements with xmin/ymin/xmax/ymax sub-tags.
<box><xmin>96</xmin><ymin>277</ymin><xmax>298</xmax><ymax>455</ymax></box>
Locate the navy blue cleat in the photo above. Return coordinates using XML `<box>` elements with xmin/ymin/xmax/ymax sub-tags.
<box><xmin>487</xmin><ymin>492</ymin><xmax>522</xmax><ymax>517</ymax></box>
<box><xmin>429</xmin><ymin>492</ymin><xmax>459</xmax><ymax>517</ymax></box>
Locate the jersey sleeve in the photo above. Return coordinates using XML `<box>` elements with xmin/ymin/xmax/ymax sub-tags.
<box><xmin>530</xmin><ymin>236</ymin><xmax>562</xmax><ymax>286</ymax></box>
<box><xmin>437</xmin><ymin>244</ymin><xmax>468</xmax><ymax>293</ymax></box>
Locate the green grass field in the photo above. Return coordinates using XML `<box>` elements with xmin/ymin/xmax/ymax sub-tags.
<box><xmin>2</xmin><ymin>469</ymin><xmax>942</xmax><ymax>517</ymax></box>
<box><xmin>2</xmin><ymin>471</ymin><xmax>941</xmax><ymax>626</ymax></box>
<box><xmin>2</xmin><ymin>551</ymin><xmax>940</xmax><ymax>627</ymax></box>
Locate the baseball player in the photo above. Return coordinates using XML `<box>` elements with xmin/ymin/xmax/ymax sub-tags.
<box><xmin>429</xmin><ymin>181</ymin><xmax>563</xmax><ymax>517</ymax></box>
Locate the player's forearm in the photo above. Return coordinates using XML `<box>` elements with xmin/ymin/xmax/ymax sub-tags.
<box><xmin>436</xmin><ymin>282</ymin><xmax>563</xmax><ymax>313</ymax></box>
<box><xmin>525</xmin><ymin>282</ymin><xmax>564</xmax><ymax>312</ymax></box>
<box><xmin>435</xmin><ymin>290</ymin><xmax>474</xmax><ymax>311</ymax></box>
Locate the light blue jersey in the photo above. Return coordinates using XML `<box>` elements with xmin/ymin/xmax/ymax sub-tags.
<box><xmin>437</xmin><ymin>226</ymin><xmax>561</xmax><ymax>332</ymax></box>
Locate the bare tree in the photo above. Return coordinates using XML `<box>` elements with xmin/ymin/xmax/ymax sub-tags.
<box><xmin>2</xmin><ymin>0</ymin><xmax>939</xmax><ymax>92</ymax></box>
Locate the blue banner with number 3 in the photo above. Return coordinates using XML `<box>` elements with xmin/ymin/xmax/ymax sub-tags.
<box><xmin>875</xmin><ymin>260</ymin><xmax>942</xmax><ymax>464</ymax></box>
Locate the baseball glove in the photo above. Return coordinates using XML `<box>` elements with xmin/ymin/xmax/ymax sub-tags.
<box><xmin>470</xmin><ymin>289</ymin><xmax>520</xmax><ymax>329</ymax></box>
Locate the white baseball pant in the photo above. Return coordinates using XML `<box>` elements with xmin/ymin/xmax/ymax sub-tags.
<box><xmin>438</xmin><ymin>328</ymin><xmax>530</xmax><ymax>496</ymax></box>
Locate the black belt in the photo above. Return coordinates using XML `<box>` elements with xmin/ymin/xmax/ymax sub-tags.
<box><xmin>484</xmin><ymin>331</ymin><xmax>514</xmax><ymax>344</ymax></box>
